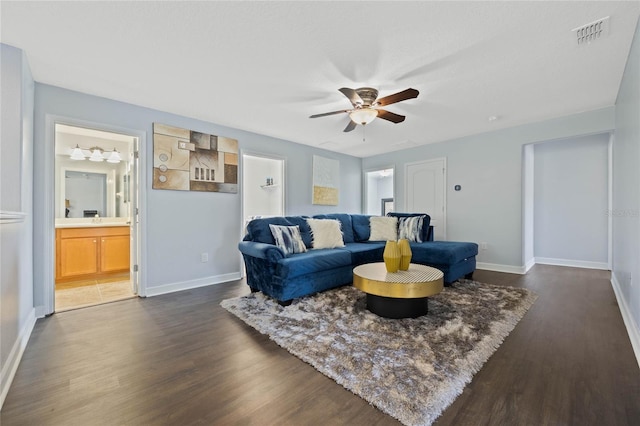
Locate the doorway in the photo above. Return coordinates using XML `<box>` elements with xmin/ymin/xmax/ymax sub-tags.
<box><xmin>364</xmin><ymin>167</ymin><xmax>394</xmax><ymax>215</ymax></box>
<box><xmin>523</xmin><ymin>133</ymin><xmax>611</xmax><ymax>270</ymax></box>
<box><xmin>241</xmin><ymin>152</ymin><xmax>285</xmax><ymax>230</ymax></box>
<box><xmin>53</xmin><ymin>123</ymin><xmax>138</xmax><ymax>311</ymax></box>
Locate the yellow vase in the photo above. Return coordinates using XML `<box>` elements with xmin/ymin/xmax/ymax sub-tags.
<box><xmin>398</xmin><ymin>239</ymin><xmax>412</xmax><ymax>271</ymax></box>
<box><xmin>383</xmin><ymin>240</ymin><xmax>401</xmax><ymax>273</ymax></box>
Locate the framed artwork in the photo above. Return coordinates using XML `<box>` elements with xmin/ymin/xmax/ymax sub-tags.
<box><xmin>152</xmin><ymin>123</ymin><xmax>238</xmax><ymax>193</ymax></box>
<box><xmin>312</xmin><ymin>155</ymin><xmax>339</xmax><ymax>205</ymax></box>
<box><xmin>381</xmin><ymin>198</ymin><xmax>394</xmax><ymax>216</ymax></box>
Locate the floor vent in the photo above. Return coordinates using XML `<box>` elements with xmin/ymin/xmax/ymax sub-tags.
<box><xmin>573</xmin><ymin>16</ymin><xmax>610</xmax><ymax>45</ymax></box>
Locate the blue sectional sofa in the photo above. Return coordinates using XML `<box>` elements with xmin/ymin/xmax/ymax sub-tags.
<box><xmin>238</xmin><ymin>213</ymin><xmax>478</xmax><ymax>305</ymax></box>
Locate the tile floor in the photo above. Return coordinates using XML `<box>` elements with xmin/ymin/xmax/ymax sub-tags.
<box><xmin>55</xmin><ymin>275</ymin><xmax>135</xmax><ymax>312</ymax></box>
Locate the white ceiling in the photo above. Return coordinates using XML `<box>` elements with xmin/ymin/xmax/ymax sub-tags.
<box><xmin>2</xmin><ymin>1</ymin><xmax>639</xmax><ymax>158</ymax></box>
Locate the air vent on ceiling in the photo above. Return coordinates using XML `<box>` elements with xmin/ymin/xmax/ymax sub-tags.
<box><xmin>572</xmin><ymin>16</ymin><xmax>610</xmax><ymax>45</ymax></box>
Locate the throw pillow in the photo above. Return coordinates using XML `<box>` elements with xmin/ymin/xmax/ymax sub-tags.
<box><xmin>269</xmin><ymin>224</ymin><xmax>307</xmax><ymax>255</ymax></box>
<box><xmin>306</xmin><ymin>218</ymin><xmax>345</xmax><ymax>249</ymax></box>
<box><xmin>369</xmin><ymin>216</ymin><xmax>398</xmax><ymax>241</ymax></box>
<box><xmin>398</xmin><ymin>215</ymin><xmax>425</xmax><ymax>242</ymax></box>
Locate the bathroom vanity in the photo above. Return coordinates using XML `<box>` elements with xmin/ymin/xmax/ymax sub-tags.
<box><xmin>55</xmin><ymin>221</ymin><xmax>130</xmax><ymax>283</ymax></box>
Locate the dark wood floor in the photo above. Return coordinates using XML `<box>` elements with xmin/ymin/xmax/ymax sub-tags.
<box><xmin>2</xmin><ymin>265</ymin><xmax>639</xmax><ymax>425</ymax></box>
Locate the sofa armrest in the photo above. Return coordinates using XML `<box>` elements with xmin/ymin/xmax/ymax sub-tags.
<box><xmin>238</xmin><ymin>241</ymin><xmax>285</xmax><ymax>262</ymax></box>
<box><xmin>426</xmin><ymin>225</ymin><xmax>434</xmax><ymax>241</ymax></box>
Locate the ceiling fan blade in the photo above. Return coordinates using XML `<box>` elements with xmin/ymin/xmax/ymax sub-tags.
<box><xmin>343</xmin><ymin>120</ymin><xmax>357</xmax><ymax>133</ymax></box>
<box><xmin>309</xmin><ymin>110</ymin><xmax>349</xmax><ymax>118</ymax></box>
<box><xmin>375</xmin><ymin>88</ymin><xmax>419</xmax><ymax>107</ymax></box>
<box><xmin>339</xmin><ymin>88</ymin><xmax>364</xmax><ymax>106</ymax></box>
<box><xmin>376</xmin><ymin>109</ymin><xmax>406</xmax><ymax>123</ymax></box>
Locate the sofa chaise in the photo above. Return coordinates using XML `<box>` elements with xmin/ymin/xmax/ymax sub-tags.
<box><xmin>238</xmin><ymin>213</ymin><xmax>478</xmax><ymax>305</ymax></box>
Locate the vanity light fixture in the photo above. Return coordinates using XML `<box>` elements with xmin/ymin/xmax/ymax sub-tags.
<box><xmin>106</xmin><ymin>148</ymin><xmax>122</xmax><ymax>164</ymax></box>
<box><xmin>69</xmin><ymin>145</ymin><xmax>122</xmax><ymax>163</ymax></box>
<box><xmin>70</xmin><ymin>144</ymin><xmax>86</xmax><ymax>160</ymax></box>
<box><xmin>89</xmin><ymin>147</ymin><xmax>104</xmax><ymax>162</ymax></box>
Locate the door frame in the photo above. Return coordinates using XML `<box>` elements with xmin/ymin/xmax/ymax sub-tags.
<box><xmin>404</xmin><ymin>157</ymin><xmax>447</xmax><ymax>240</ymax></box>
<box><xmin>240</xmin><ymin>150</ymin><xmax>286</xmax><ymax>277</ymax></box>
<box><xmin>362</xmin><ymin>165</ymin><xmax>395</xmax><ymax>215</ymax></box>
<box><xmin>522</xmin><ymin>132</ymin><xmax>613</xmax><ymax>271</ymax></box>
<box><xmin>240</xmin><ymin>150</ymin><xmax>287</xmax><ymax>222</ymax></box>
<box><xmin>42</xmin><ymin>114</ymin><xmax>147</xmax><ymax>315</ymax></box>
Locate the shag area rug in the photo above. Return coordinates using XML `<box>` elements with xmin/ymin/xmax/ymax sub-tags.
<box><xmin>221</xmin><ymin>280</ymin><xmax>537</xmax><ymax>426</ymax></box>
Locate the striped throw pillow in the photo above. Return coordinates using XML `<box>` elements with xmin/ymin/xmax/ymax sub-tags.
<box><xmin>398</xmin><ymin>215</ymin><xmax>424</xmax><ymax>242</ymax></box>
<box><xmin>269</xmin><ymin>225</ymin><xmax>308</xmax><ymax>255</ymax></box>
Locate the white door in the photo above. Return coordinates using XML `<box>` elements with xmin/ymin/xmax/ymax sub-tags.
<box><xmin>405</xmin><ymin>158</ymin><xmax>446</xmax><ymax>240</ymax></box>
<box><xmin>130</xmin><ymin>137</ymin><xmax>140</xmax><ymax>295</ymax></box>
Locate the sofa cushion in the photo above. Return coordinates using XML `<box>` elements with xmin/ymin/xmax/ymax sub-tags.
<box><xmin>351</xmin><ymin>215</ymin><xmax>372</xmax><ymax>242</ymax></box>
<box><xmin>312</xmin><ymin>214</ymin><xmax>355</xmax><ymax>243</ymax></box>
<box><xmin>307</xmin><ymin>218</ymin><xmax>345</xmax><ymax>249</ymax></box>
<box><xmin>410</xmin><ymin>241</ymin><xmax>479</xmax><ymax>265</ymax></box>
<box><xmin>388</xmin><ymin>212</ymin><xmax>432</xmax><ymax>242</ymax></box>
<box><xmin>277</xmin><ymin>248</ymin><xmax>352</xmax><ymax>279</ymax></box>
<box><xmin>269</xmin><ymin>224</ymin><xmax>307</xmax><ymax>255</ymax></box>
<box><xmin>369</xmin><ymin>216</ymin><xmax>398</xmax><ymax>241</ymax></box>
<box><xmin>341</xmin><ymin>242</ymin><xmax>385</xmax><ymax>266</ymax></box>
<box><xmin>246</xmin><ymin>216</ymin><xmax>312</xmax><ymax>247</ymax></box>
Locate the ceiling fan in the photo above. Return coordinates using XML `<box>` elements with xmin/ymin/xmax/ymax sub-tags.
<box><xmin>310</xmin><ymin>87</ymin><xmax>419</xmax><ymax>132</ymax></box>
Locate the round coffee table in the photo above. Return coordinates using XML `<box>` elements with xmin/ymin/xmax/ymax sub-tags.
<box><xmin>353</xmin><ymin>262</ymin><xmax>444</xmax><ymax>319</ymax></box>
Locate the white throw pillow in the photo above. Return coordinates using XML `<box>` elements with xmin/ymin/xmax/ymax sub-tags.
<box><xmin>369</xmin><ymin>216</ymin><xmax>398</xmax><ymax>241</ymax></box>
<box><xmin>306</xmin><ymin>218</ymin><xmax>345</xmax><ymax>249</ymax></box>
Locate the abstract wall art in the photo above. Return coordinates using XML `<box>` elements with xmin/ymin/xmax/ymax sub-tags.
<box><xmin>312</xmin><ymin>155</ymin><xmax>339</xmax><ymax>205</ymax></box>
<box><xmin>153</xmin><ymin>123</ymin><xmax>238</xmax><ymax>193</ymax></box>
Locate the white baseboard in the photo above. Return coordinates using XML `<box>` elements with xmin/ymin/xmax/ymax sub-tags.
<box><xmin>524</xmin><ymin>258</ymin><xmax>536</xmax><ymax>273</ymax></box>
<box><xmin>535</xmin><ymin>257</ymin><xmax>609</xmax><ymax>270</ymax></box>
<box><xmin>34</xmin><ymin>305</ymin><xmax>48</xmax><ymax>319</ymax></box>
<box><xmin>610</xmin><ymin>273</ymin><xmax>640</xmax><ymax>369</ymax></box>
<box><xmin>1</xmin><ymin>308</ymin><xmax>36</xmax><ymax>409</ymax></box>
<box><xmin>476</xmin><ymin>262</ymin><xmax>526</xmax><ymax>275</ymax></box>
<box><xmin>144</xmin><ymin>272</ymin><xmax>242</xmax><ymax>297</ymax></box>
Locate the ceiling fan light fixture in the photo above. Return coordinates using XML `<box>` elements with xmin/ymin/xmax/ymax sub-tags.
<box><xmin>349</xmin><ymin>108</ymin><xmax>378</xmax><ymax>125</ymax></box>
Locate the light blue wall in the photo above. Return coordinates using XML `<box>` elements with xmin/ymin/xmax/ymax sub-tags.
<box><xmin>33</xmin><ymin>84</ymin><xmax>361</xmax><ymax>301</ymax></box>
<box><xmin>0</xmin><ymin>44</ymin><xmax>35</xmax><ymax>406</ymax></box>
<box><xmin>363</xmin><ymin>107</ymin><xmax>616</xmax><ymax>269</ymax></box>
<box><xmin>533</xmin><ymin>134</ymin><xmax>609</xmax><ymax>264</ymax></box>
<box><xmin>613</xmin><ymin>17</ymin><xmax>640</xmax><ymax>342</ymax></box>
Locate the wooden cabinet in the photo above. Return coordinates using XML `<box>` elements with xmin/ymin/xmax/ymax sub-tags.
<box><xmin>100</xmin><ymin>235</ymin><xmax>130</xmax><ymax>272</ymax></box>
<box><xmin>59</xmin><ymin>236</ymin><xmax>99</xmax><ymax>277</ymax></box>
<box><xmin>56</xmin><ymin>226</ymin><xmax>130</xmax><ymax>282</ymax></box>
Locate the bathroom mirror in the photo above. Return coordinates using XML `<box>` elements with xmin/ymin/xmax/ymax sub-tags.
<box><xmin>56</xmin><ymin>164</ymin><xmax>129</xmax><ymax>219</ymax></box>
<box><xmin>56</xmin><ymin>163</ymin><xmax>132</xmax><ymax>219</ymax></box>
<box><xmin>64</xmin><ymin>170</ymin><xmax>108</xmax><ymax>218</ymax></box>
